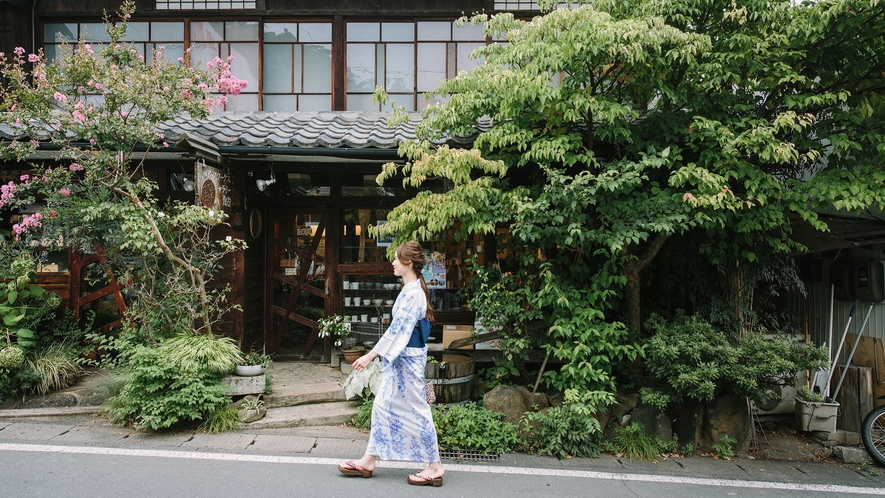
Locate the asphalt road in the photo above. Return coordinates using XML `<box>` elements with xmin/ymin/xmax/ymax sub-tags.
<box><xmin>2</xmin><ymin>443</ymin><xmax>884</xmax><ymax>498</ymax></box>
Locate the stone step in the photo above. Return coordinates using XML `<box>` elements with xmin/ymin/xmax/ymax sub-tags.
<box><xmin>244</xmin><ymin>401</ymin><xmax>360</xmax><ymax>429</ymax></box>
<box><xmin>263</xmin><ymin>380</ymin><xmax>347</xmax><ymax>409</ymax></box>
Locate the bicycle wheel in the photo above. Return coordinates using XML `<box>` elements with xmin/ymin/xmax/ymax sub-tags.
<box><xmin>862</xmin><ymin>405</ymin><xmax>885</xmax><ymax>466</ymax></box>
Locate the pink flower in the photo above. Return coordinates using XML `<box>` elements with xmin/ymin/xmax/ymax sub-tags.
<box><xmin>72</xmin><ymin>110</ymin><xmax>86</xmax><ymax>123</ymax></box>
<box><xmin>28</xmin><ymin>53</ymin><xmax>39</xmax><ymax>63</ymax></box>
<box><xmin>162</xmin><ymin>141</ymin><xmax>169</xmax><ymax>148</ymax></box>
<box><xmin>53</xmin><ymin>91</ymin><xmax>68</xmax><ymax>103</ymax></box>
<box><xmin>69</xmin><ymin>163</ymin><xmax>83</xmax><ymax>171</ymax></box>
<box><xmin>95</xmin><ymin>83</ymin><xmax>104</xmax><ymax>90</ymax></box>
<box><xmin>48</xmin><ymin>210</ymin><xmax>57</xmax><ymax>217</ymax></box>
<box><xmin>14</xmin><ymin>47</ymin><xmax>24</xmax><ymax>55</ymax></box>
<box><xmin>59</xmin><ymin>188</ymin><xmax>71</xmax><ymax>197</ymax></box>
<box><xmin>19</xmin><ymin>174</ymin><xmax>29</xmax><ymax>181</ymax></box>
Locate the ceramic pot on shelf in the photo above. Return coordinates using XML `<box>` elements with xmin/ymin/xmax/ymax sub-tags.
<box><xmin>341</xmin><ymin>347</ymin><xmax>366</xmax><ymax>364</ymax></box>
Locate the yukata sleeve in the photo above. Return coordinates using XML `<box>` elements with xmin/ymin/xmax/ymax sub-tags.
<box><xmin>371</xmin><ymin>284</ymin><xmax>425</xmax><ymax>364</ymax></box>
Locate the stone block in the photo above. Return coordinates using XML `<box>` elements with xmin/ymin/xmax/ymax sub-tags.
<box><xmin>221</xmin><ymin>374</ymin><xmax>266</xmax><ymax>395</ymax></box>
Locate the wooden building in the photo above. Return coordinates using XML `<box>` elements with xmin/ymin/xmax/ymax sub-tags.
<box><xmin>0</xmin><ymin>0</ymin><xmax>540</xmax><ymax>360</ymax></box>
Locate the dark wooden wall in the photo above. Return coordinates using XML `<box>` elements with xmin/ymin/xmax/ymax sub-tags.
<box><xmin>0</xmin><ymin>2</ymin><xmax>33</xmax><ymax>55</ymax></box>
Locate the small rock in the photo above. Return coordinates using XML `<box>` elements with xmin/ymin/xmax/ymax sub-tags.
<box><xmin>832</xmin><ymin>445</ymin><xmax>869</xmax><ymax>464</ymax></box>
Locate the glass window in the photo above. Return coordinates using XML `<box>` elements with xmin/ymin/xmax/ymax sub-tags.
<box><xmin>191</xmin><ymin>21</ymin><xmax>224</xmax><ymax>42</ymax></box>
<box><xmin>265</xmin><ymin>23</ymin><xmax>298</xmax><ymax>42</ymax></box>
<box><xmin>386</xmin><ymin>44</ymin><xmax>414</xmax><ymax>93</ymax></box>
<box><xmin>299</xmin><ymin>95</ymin><xmax>332</xmax><ymax>111</ymax></box>
<box><xmin>417</xmin><ymin>22</ymin><xmax>450</xmax><ymax>41</ymax></box>
<box><xmin>226</xmin><ymin>21</ymin><xmax>259</xmax><ymax>41</ymax></box>
<box><xmin>346</xmin><ymin>44</ymin><xmax>376</xmax><ymax>92</ymax></box>
<box><xmin>156</xmin><ymin>1</ymin><xmax>257</xmax><ymax>9</ymax></box>
<box><xmin>382</xmin><ymin>23</ymin><xmax>413</xmax><ymax>42</ymax></box>
<box><xmin>417</xmin><ymin>43</ymin><xmax>446</xmax><ymax>92</ymax></box>
<box><xmin>230</xmin><ymin>42</ymin><xmax>259</xmax><ymax>89</ymax></box>
<box><xmin>45</xmin><ymin>23</ymin><xmax>76</xmax><ymax>43</ymax></box>
<box><xmin>264</xmin><ymin>44</ymin><xmax>297</xmax><ymax>93</ymax></box>
<box><xmin>348</xmin><ymin>23</ymin><xmax>380</xmax><ymax>42</ymax></box>
<box><xmin>152</xmin><ymin>22</ymin><xmax>184</xmax><ymax>41</ymax></box>
<box><xmin>263</xmin><ymin>23</ymin><xmax>332</xmax><ymax>111</ymax></box>
<box><xmin>81</xmin><ymin>23</ymin><xmax>111</xmax><ymax>42</ymax></box>
<box><xmin>303</xmin><ymin>44</ymin><xmax>332</xmax><ymax>93</ymax></box>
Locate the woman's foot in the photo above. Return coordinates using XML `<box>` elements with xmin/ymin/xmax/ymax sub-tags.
<box><xmin>338</xmin><ymin>459</ymin><xmax>375</xmax><ymax>478</ymax></box>
<box><xmin>407</xmin><ymin>466</ymin><xmax>444</xmax><ymax>487</ymax></box>
<box><xmin>407</xmin><ymin>472</ymin><xmax>443</xmax><ymax>487</ymax></box>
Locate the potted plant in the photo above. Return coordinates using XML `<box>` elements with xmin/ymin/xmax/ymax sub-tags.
<box><xmin>793</xmin><ymin>385</ymin><xmax>839</xmax><ymax>433</ymax></box>
<box><xmin>340</xmin><ymin>345</ymin><xmax>367</xmax><ymax>365</ymax></box>
<box><xmin>318</xmin><ymin>314</ymin><xmax>355</xmax><ymax>347</ymax></box>
<box><xmin>235</xmin><ymin>350</ymin><xmax>272</xmax><ymax>377</ymax></box>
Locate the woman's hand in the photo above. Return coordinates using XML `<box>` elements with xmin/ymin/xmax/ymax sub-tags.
<box><xmin>351</xmin><ymin>351</ymin><xmax>378</xmax><ymax>371</ymax></box>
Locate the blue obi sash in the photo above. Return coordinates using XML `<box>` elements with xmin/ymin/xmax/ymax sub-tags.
<box><xmin>406</xmin><ymin>318</ymin><xmax>431</xmax><ymax>348</ymax></box>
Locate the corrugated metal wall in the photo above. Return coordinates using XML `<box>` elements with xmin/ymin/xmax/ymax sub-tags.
<box><xmin>796</xmin><ymin>248</ymin><xmax>885</xmax><ymax>365</ymax></box>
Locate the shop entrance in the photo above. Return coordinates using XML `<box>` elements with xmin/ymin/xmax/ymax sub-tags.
<box><xmin>264</xmin><ymin>208</ymin><xmax>330</xmax><ymax>360</ymax></box>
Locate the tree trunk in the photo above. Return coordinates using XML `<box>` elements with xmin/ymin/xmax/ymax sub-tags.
<box><xmin>623</xmin><ymin>234</ymin><xmax>669</xmax><ymax>333</ymax></box>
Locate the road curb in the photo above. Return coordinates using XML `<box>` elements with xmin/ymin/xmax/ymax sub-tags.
<box><xmin>0</xmin><ymin>406</ymin><xmax>103</xmax><ymax>418</ymax></box>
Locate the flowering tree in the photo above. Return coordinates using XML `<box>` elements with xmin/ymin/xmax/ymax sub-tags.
<box><xmin>0</xmin><ymin>1</ymin><xmax>248</xmax><ymax>339</ymax></box>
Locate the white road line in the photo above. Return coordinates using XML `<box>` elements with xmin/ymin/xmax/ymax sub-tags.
<box><xmin>1</xmin><ymin>443</ymin><xmax>883</xmax><ymax>495</ymax></box>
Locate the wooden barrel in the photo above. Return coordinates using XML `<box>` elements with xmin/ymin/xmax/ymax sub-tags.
<box><xmin>425</xmin><ymin>353</ymin><xmax>475</xmax><ymax>404</ymax></box>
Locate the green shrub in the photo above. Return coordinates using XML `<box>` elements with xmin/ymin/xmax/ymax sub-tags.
<box><xmin>521</xmin><ymin>388</ymin><xmax>609</xmax><ymax>458</ymax></box>
<box><xmin>641</xmin><ymin>312</ymin><xmax>829</xmax><ymax>410</ymax></box>
<box><xmin>158</xmin><ymin>332</ymin><xmax>243</xmax><ymax>374</ymax></box>
<box><xmin>106</xmin><ymin>345</ymin><xmax>229</xmax><ymax>430</ymax></box>
<box><xmin>432</xmin><ymin>402</ymin><xmax>519</xmax><ymax>455</ymax></box>
<box><xmin>26</xmin><ymin>342</ymin><xmax>85</xmax><ymax>395</ymax></box>
<box><xmin>603</xmin><ymin>422</ymin><xmax>671</xmax><ymax>461</ymax></box>
<box><xmin>200</xmin><ymin>404</ymin><xmax>242</xmax><ymax>433</ymax></box>
<box><xmin>351</xmin><ymin>395</ymin><xmax>374</xmax><ymax>430</ymax></box>
<box><xmin>712</xmin><ymin>434</ymin><xmax>736</xmax><ymax>459</ymax></box>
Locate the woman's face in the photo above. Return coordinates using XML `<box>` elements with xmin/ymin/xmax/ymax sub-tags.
<box><xmin>392</xmin><ymin>253</ymin><xmax>413</xmax><ymax>277</ymax></box>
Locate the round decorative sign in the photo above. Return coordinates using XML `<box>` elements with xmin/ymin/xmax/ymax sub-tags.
<box><xmin>200</xmin><ymin>178</ymin><xmax>217</xmax><ymax>209</ymax></box>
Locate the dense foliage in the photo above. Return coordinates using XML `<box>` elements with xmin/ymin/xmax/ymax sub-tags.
<box><xmin>640</xmin><ymin>313</ymin><xmax>829</xmax><ymax>410</ymax></box>
<box><xmin>0</xmin><ymin>2</ymin><xmax>247</xmax><ymax>423</ymax></box>
<box><xmin>375</xmin><ymin>0</ymin><xmax>885</xmax><ymax>399</ymax></box>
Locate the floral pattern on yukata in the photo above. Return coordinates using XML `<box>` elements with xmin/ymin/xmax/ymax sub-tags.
<box><xmin>365</xmin><ymin>279</ymin><xmax>440</xmax><ymax>463</ymax></box>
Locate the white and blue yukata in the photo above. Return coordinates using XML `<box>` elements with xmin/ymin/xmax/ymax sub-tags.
<box><xmin>365</xmin><ymin>279</ymin><xmax>441</xmax><ymax>463</ymax></box>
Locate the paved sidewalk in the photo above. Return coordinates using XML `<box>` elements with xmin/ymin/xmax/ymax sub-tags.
<box><xmin>1</xmin><ymin>364</ymin><xmax>884</xmax><ymax>492</ymax></box>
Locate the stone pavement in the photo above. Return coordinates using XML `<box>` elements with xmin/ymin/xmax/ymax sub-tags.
<box><xmin>1</xmin><ymin>363</ymin><xmax>884</xmax><ymax>493</ymax></box>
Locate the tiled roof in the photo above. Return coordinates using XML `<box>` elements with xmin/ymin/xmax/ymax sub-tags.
<box><xmin>1</xmin><ymin>111</ymin><xmax>481</xmax><ymax>150</ymax></box>
<box><xmin>161</xmin><ymin>111</ymin><xmax>474</xmax><ymax>150</ymax></box>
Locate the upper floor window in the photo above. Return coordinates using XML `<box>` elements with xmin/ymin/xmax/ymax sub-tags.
<box><xmin>345</xmin><ymin>21</ymin><xmax>486</xmax><ymax>112</ymax></box>
<box><xmin>44</xmin><ymin>21</ymin><xmax>185</xmax><ymax>64</ymax></box>
<box><xmin>263</xmin><ymin>23</ymin><xmax>333</xmax><ymax>112</ymax></box>
<box><xmin>190</xmin><ymin>21</ymin><xmax>260</xmax><ymax>111</ymax></box>
<box><xmin>157</xmin><ymin>1</ymin><xmax>257</xmax><ymax>9</ymax></box>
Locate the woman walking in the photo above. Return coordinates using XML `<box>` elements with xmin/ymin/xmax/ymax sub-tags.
<box><xmin>338</xmin><ymin>241</ymin><xmax>445</xmax><ymax>487</ymax></box>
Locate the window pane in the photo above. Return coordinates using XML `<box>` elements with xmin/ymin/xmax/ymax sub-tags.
<box><xmin>417</xmin><ymin>43</ymin><xmax>446</xmax><ymax>91</ymax></box>
<box><xmin>457</xmin><ymin>42</ymin><xmax>484</xmax><ymax>71</ymax></box>
<box><xmin>265</xmin><ymin>23</ymin><xmax>298</xmax><ymax>42</ymax></box>
<box><xmin>127</xmin><ymin>22</ymin><xmax>150</xmax><ymax>41</ymax></box>
<box><xmin>264</xmin><ymin>95</ymin><xmax>298</xmax><ymax>112</ymax></box>
<box><xmin>161</xmin><ymin>43</ymin><xmax>184</xmax><ymax>63</ymax></box>
<box><xmin>453</xmin><ymin>23</ymin><xmax>485</xmax><ymax>41</ymax></box>
<box><xmin>82</xmin><ymin>23</ymin><xmax>111</xmax><ymax>42</ymax></box>
<box><xmin>383</xmin><ymin>95</ymin><xmax>414</xmax><ymax>112</ymax></box>
<box><xmin>190</xmin><ymin>43</ymin><xmax>219</xmax><ymax>69</ymax></box>
<box><xmin>417</xmin><ymin>22</ymin><xmax>450</xmax><ymax>41</ymax></box>
<box><xmin>264</xmin><ymin>44</ymin><xmax>296</xmax><ymax>93</ymax></box>
<box><xmin>152</xmin><ymin>22</ymin><xmax>184</xmax><ymax>41</ymax></box>
<box><xmin>191</xmin><ymin>21</ymin><xmax>224</xmax><ymax>41</ymax></box>
<box><xmin>45</xmin><ymin>23</ymin><xmax>76</xmax><ymax>43</ymax></box>
<box><xmin>303</xmin><ymin>44</ymin><xmax>332</xmax><ymax>93</ymax></box>
<box><xmin>226</xmin><ymin>21</ymin><xmax>258</xmax><ymax>41</ymax></box>
<box><xmin>230</xmin><ymin>43</ymin><xmax>259</xmax><ymax>89</ymax></box>
<box><xmin>44</xmin><ymin>45</ymin><xmax>62</xmax><ymax>62</ymax></box>
<box><xmin>386</xmin><ymin>44</ymin><xmax>414</xmax><ymax>92</ymax></box>
<box><xmin>227</xmin><ymin>93</ymin><xmax>259</xmax><ymax>111</ymax></box>
<box><xmin>300</xmin><ymin>23</ymin><xmax>331</xmax><ymax>43</ymax></box>
<box><xmin>346</xmin><ymin>93</ymin><xmax>377</xmax><ymax>111</ymax></box>
<box><xmin>382</xmin><ymin>23</ymin><xmax>413</xmax><ymax>42</ymax></box>
<box><xmin>346</xmin><ymin>44</ymin><xmax>376</xmax><ymax>92</ymax></box>
<box><xmin>299</xmin><ymin>95</ymin><xmax>331</xmax><ymax>111</ymax></box>
<box><xmin>348</xmin><ymin>22</ymin><xmax>379</xmax><ymax>42</ymax></box>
